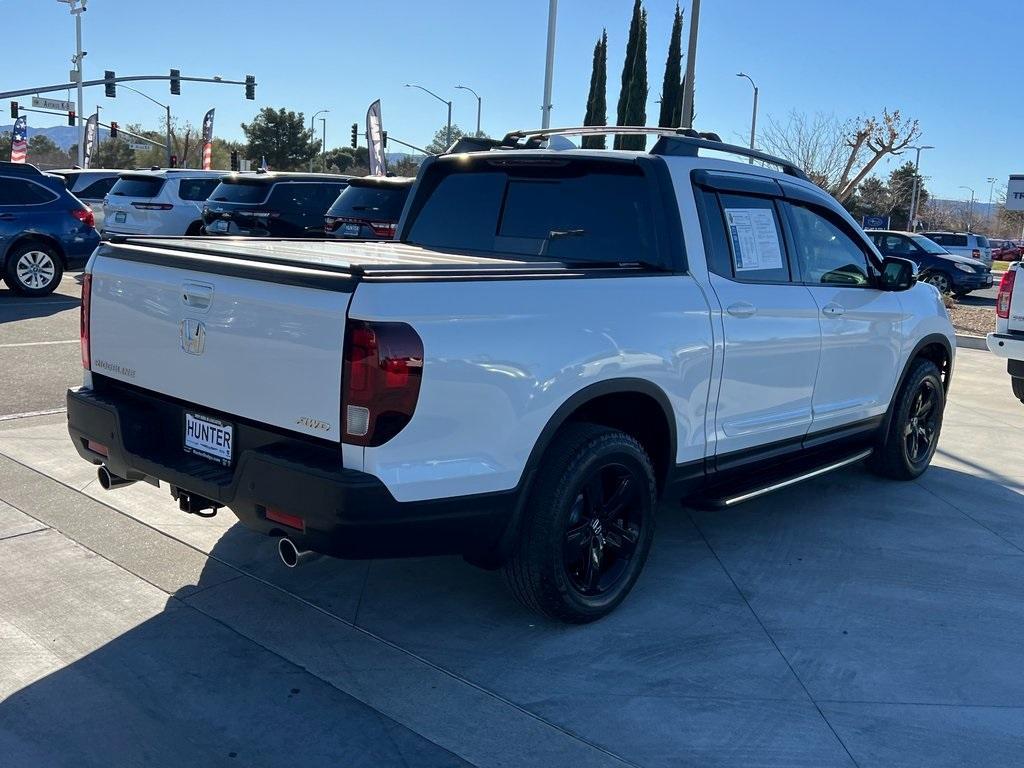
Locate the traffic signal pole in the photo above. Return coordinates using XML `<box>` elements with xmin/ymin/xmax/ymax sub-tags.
<box><xmin>0</xmin><ymin>73</ymin><xmax>255</xmax><ymax>100</ymax></box>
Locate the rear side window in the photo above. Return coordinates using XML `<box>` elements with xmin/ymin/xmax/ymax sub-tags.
<box><xmin>327</xmin><ymin>185</ymin><xmax>410</xmax><ymax>220</ymax></box>
<box><xmin>930</xmin><ymin>233</ymin><xmax>967</xmax><ymax>248</ymax></box>
<box><xmin>76</xmin><ymin>176</ymin><xmax>118</xmax><ymax>200</ymax></box>
<box><xmin>208</xmin><ymin>180</ymin><xmax>269</xmax><ymax>204</ymax></box>
<box><xmin>975</xmin><ymin>235</ymin><xmax>990</xmax><ymax>248</ymax></box>
<box><xmin>406</xmin><ymin>160</ymin><xmax>659</xmax><ymax>265</ymax></box>
<box><xmin>695</xmin><ymin>189</ymin><xmax>790</xmax><ymax>283</ymax></box>
<box><xmin>0</xmin><ymin>178</ymin><xmax>58</xmax><ymax>205</ymax></box>
<box><xmin>178</xmin><ymin>178</ymin><xmax>220</xmax><ymax>201</ymax></box>
<box><xmin>109</xmin><ymin>176</ymin><xmax>165</xmax><ymax>198</ymax></box>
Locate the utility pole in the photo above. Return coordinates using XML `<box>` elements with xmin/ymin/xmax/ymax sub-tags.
<box><xmin>736</xmin><ymin>72</ymin><xmax>758</xmax><ymax>162</ymax></box>
<box><xmin>541</xmin><ymin>0</ymin><xmax>558</xmax><ymax>128</ymax></box>
<box><xmin>59</xmin><ymin>0</ymin><xmax>88</xmax><ymax>166</ymax></box>
<box><xmin>905</xmin><ymin>144</ymin><xmax>934</xmax><ymax>231</ymax></box>
<box><xmin>959</xmin><ymin>185</ymin><xmax>976</xmax><ymax>232</ymax></box>
<box><xmin>680</xmin><ymin>0</ymin><xmax>701</xmax><ymax>129</ymax></box>
<box><xmin>987</xmin><ymin>176</ymin><xmax>998</xmax><ymax>230</ymax></box>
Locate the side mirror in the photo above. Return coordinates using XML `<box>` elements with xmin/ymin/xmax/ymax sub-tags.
<box><xmin>879</xmin><ymin>256</ymin><xmax>917</xmax><ymax>291</ymax></box>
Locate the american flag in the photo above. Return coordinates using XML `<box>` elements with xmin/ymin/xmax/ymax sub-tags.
<box><xmin>202</xmin><ymin>142</ymin><xmax>212</xmax><ymax>170</ymax></box>
<box><xmin>201</xmin><ymin>108</ymin><xmax>215</xmax><ymax>170</ymax></box>
<box><xmin>9</xmin><ymin>116</ymin><xmax>27</xmax><ymax>163</ymax></box>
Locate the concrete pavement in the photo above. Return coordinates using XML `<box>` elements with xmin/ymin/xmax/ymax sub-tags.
<box><xmin>0</xmin><ymin>348</ymin><xmax>1022</xmax><ymax>766</ymax></box>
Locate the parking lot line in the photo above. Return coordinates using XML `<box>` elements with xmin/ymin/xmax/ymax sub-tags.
<box><xmin>0</xmin><ymin>340</ymin><xmax>79</xmax><ymax>349</ymax></box>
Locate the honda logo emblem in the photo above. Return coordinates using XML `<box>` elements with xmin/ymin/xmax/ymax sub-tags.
<box><xmin>180</xmin><ymin>318</ymin><xmax>206</xmax><ymax>355</ymax></box>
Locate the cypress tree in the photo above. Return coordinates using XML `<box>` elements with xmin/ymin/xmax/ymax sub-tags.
<box><xmin>582</xmin><ymin>30</ymin><xmax>608</xmax><ymax>149</ymax></box>
<box><xmin>615</xmin><ymin>1</ymin><xmax>648</xmax><ymax>151</ymax></box>
<box><xmin>659</xmin><ymin>4</ymin><xmax>683</xmax><ymax>128</ymax></box>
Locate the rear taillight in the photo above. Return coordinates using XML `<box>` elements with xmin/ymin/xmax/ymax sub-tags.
<box><xmin>997</xmin><ymin>270</ymin><xmax>1016</xmax><ymax>319</ymax></box>
<box><xmin>324</xmin><ymin>217</ymin><xmax>340</xmax><ymax>231</ymax></box>
<box><xmin>131</xmin><ymin>202</ymin><xmax>174</xmax><ymax>210</ymax></box>
<box><xmin>80</xmin><ymin>272</ymin><xmax>92</xmax><ymax>369</ymax></box>
<box><xmin>342</xmin><ymin>321</ymin><xmax>423</xmax><ymax>446</ymax></box>
<box><xmin>972</xmin><ymin>248</ymin><xmax>982</xmax><ymax>260</ymax></box>
<box><xmin>369</xmin><ymin>222</ymin><xmax>397</xmax><ymax>238</ymax></box>
<box><xmin>71</xmin><ymin>207</ymin><xmax>95</xmax><ymax>229</ymax></box>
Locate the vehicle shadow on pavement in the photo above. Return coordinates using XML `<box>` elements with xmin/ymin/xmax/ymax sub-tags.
<box><xmin>0</xmin><ymin>294</ymin><xmax>80</xmax><ymax>323</ymax></box>
<box><xmin>3</xmin><ymin>462</ymin><xmax>1024</xmax><ymax>767</ymax></box>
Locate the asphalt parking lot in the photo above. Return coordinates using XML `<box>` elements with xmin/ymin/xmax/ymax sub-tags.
<box><xmin>1</xmin><ymin>277</ymin><xmax>1023</xmax><ymax>767</ymax></box>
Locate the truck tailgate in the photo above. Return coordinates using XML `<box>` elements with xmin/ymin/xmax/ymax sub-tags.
<box><xmin>1009</xmin><ymin>265</ymin><xmax>1024</xmax><ymax>334</ymax></box>
<box><xmin>88</xmin><ymin>249</ymin><xmax>350</xmax><ymax>442</ymax></box>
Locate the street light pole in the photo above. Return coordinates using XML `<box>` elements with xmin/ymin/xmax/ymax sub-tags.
<box><xmin>309</xmin><ymin>109</ymin><xmax>329</xmax><ymax>172</ymax></box>
<box><xmin>680</xmin><ymin>0</ymin><xmax>701</xmax><ymax>129</ymax></box>
<box><xmin>319</xmin><ymin>117</ymin><xmax>327</xmax><ymax>173</ymax></box>
<box><xmin>116</xmin><ymin>83</ymin><xmax>174</xmax><ymax>166</ymax></box>
<box><xmin>455</xmin><ymin>85</ymin><xmax>482</xmax><ymax>137</ymax></box>
<box><xmin>405</xmin><ymin>84</ymin><xmax>452</xmax><ymax>148</ymax></box>
<box><xmin>541</xmin><ymin>0</ymin><xmax>558</xmax><ymax>128</ymax></box>
<box><xmin>735</xmin><ymin>72</ymin><xmax>758</xmax><ymax>162</ymax></box>
<box><xmin>986</xmin><ymin>176</ymin><xmax>998</xmax><ymax>230</ymax></box>
<box><xmin>59</xmin><ymin>0</ymin><xmax>88</xmax><ymax>166</ymax></box>
<box><xmin>959</xmin><ymin>185</ymin><xmax>976</xmax><ymax>232</ymax></box>
<box><xmin>905</xmin><ymin>144</ymin><xmax>934</xmax><ymax>231</ymax></box>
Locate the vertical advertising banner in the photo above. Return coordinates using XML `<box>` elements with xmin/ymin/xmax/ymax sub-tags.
<box><xmin>9</xmin><ymin>116</ymin><xmax>27</xmax><ymax>163</ymax></box>
<box><xmin>201</xmin><ymin>108</ymin><xmax>215</xmax><ymax>170</ymax></box>
<box><xmin>82</xmin><ymin>113</ymin><xmax>98</xmax><ymax>168</ymax></box>
<box><xmin>366</xmin><ymin>99</ymin><xmax>387</xmax><ymax>177</ymax></box>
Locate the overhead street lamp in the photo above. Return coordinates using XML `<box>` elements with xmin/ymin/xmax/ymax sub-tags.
<box><xmin>405</xmin><ymin>83</ymin><xmax>452</xmax><ymax>149</ymax></box>
<box><xmin>117</xmin><ymin>83</ymin><xmax>174</xmax><ymax>167</ymax></box>
<box><xmin>959</xmin><ymin>185</ymin><xmax>976</xmax><ymax>232</ymax></box>
<box><xmin>735</xmin><ymin>72</ymin><xmax>758</xmax><ymax>162</ymax></box>
<box><xmin>58</xmin><ymin>0</ymin><xmax>87</xmax><ymax>166</ymax></box>
<box><xmin>455</xmin><ymin>85</ymin><xmax>482</xmax><ymax>137</ymax></box>
<box><xmin>309</xmin><ymin>109</ymin><xmax>329</xmax><ymax>172</ymax></box>
<box><xmin>905</xmin><ymin>144</ymin><xmax>934</xmax><ymax>231</ymax></box>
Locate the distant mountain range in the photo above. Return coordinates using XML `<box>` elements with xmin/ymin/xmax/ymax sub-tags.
<box><xmin>0</xmin><ymin>123</ymin><xmax>102</xmax><ymax>149</ymax></box>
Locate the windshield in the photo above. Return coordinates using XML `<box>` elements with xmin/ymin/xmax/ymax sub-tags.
<box><xmin>109</xmin><ymin>176</ymin><xmax>164</xmax><ymax>198</ymax></box>
<box><xmin>326</xmin><ymin>185</ymin><xmax>410</xmax><ymax>220</ymax></box>
<box><xmin>208</xmin><ymin>180</ymin><xmax>270</xmax><ymax>204</ymax></box>
<box><xmin>405</xmin><ymin>159</ymin><xmax>660</xmax><ymax>266</ymax></box>
<box><xmin>912</xmin><ymin>236</ymin><xmax>949</xmax><ymax>255</ymax></box>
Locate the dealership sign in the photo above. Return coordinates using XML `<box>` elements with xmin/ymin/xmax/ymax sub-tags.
<box><xmin>1008</xmin><ymin>175</ymin><xmax>1024</xmax><ymax>212</ymax></box>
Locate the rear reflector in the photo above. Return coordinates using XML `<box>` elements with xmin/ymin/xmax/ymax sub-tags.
<box><xmin>80</xmin><ymin>272</ymin><xmax>92</xmax><ymax>369</ymax></box>
<box><xmin>997</xmin><ymin>270</ymin><xmax>1016</xmax><ymax>319</ymax></box>
<box><xmin>86</xmin><ymin>440</ymin><xmax>108</xmax><ymax>457</ymax></box>
<box><xmin>265</xmin><ymin>507</ymin><xmax>305</xmax><ymax>531</ymax></box>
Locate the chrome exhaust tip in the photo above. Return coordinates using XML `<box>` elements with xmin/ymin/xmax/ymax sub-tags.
<box><xmin>278</xmin><ymin>537</ymin><xmax>321</xmax><ymax>568</ymax></box>
<box><xmin>98</xmin><ymin>465</ymin><xmax>135</xmax><ymax>490</ymax></box>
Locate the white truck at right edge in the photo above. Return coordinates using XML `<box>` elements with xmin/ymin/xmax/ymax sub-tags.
<box><xmin>988</xmin><ymin>261</ymin><xmax>1024</xmax><ymax>403</ymax></box>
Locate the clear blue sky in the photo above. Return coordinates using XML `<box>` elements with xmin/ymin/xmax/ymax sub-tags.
<box><xmin>4</xmin><ymin>0</ymin><xmax>1020</xmax><ymax>201</ymax></box>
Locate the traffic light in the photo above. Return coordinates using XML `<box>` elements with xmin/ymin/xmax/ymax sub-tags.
<box><xmin>68</xmin><ymin>110</ymin><xmax>76</xmax><ymax>127</ymax></box>
<box><xmin>9</xmin><ymin>102</ymin><xmax>17</xmax><ymax>119</ymax></box>
<box><xmin>245</xmin><ymin>75</ymin><xmax>255</xmax><ymax>101</ymax></box>
<box><xmin>104</xmin><ymin>70</ymin><xmax>116</xmax><ymax>98</ymax></box>
<box><xmin>230</xmin><ymin>150</ymin><xmax>239</xmax><ymax>172</ymax></box>
<box><xmin>351</xmin><ymin>123</ymin><xmax>358</xmax><ymax>149</ymax></box>
<box><xmin>109</xmin><ymin>121</ymin><xmax>118</xmax><ymax>139</ymax></box>
<box><xmin>170</xmin><ymin>69</ymin><xmax>181</xmax><ymax>96</ymax></box>
<box><xmin>381</xmin><ymin>130</ymin><xmax>388</xmax><ymax>149</ymax></box>
<box><xmin>169</xmin><ymin>154</ymin><xmax>178</xmax><ymax>168</ymax></box>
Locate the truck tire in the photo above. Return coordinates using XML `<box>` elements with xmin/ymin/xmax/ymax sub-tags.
<box><xmin>4</xmin><ymin>242</ymin><xmax>64</xmax><ymax>297</ymax></box>
<box><xmin>502</xmin><ymin>423</ymin><xmax>656</xmax><ymax>623</ymax></box>
<box><xmin>1012</xmin><ymin>377</ymin><xmax>1024</xmax><ymax>404</ymax></box>
<box><xmin>869</xmin><ymin>358</ymin><xmax>945</xmax><ymax>480</ymax></box>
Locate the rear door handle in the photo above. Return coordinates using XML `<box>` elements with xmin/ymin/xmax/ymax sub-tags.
<box><xmin>726</xmin><ymin>302</ymin><xmax>757</xmax><ymax>318</ymax></box>
<box><xmin>822</xmin><ymin>303</ymin><xmax>846</xmax><ymax>317</ymax></box>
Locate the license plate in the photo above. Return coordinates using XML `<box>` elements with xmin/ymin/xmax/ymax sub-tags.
<box><xmin>114</xmin><ymin>212</ymin><xmax>126</xmax><ymax>223</ymax></box>
<box><xmin>184</xmin><ymin>413</ymin><xmax>233</xmax><ymax>465</ymax></box>
<box><xmin>341</xmin><ymin>223</ymin><xmax>361</xmax><ymax>237</ymax></box>
<box><xmin>210</xmin><ymin>220</ymin><xmax>229</xmax><ymax>233</ymax></box>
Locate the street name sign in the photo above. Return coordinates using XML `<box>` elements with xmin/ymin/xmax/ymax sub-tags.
<box><xmin>31</xmin><ymin>96</ymin><xmax>73</xmax><ymax>111</ymax></box>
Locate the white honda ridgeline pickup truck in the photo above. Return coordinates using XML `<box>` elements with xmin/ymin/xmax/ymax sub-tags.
<box><xmin>987</xmin><ymin>261</ymin><xmax>1024</xmax><ymax>403</ymax></box>
<box><xmin>68</xmin><ymin>128</ymin><xmax>955</xmax><ymax>623</ymax></box>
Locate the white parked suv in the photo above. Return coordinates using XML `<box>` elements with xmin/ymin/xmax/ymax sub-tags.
<box><xmin>102</xmin><ymin>169</ymin><xmax>224</xmax><ymax>237</ymax></box>
<box><xmin>987</xmin><ymin>262</ymin><xmax>1024</xmax><ymax>402</ymax></box>
<box><xmin>68</xmin><ymin>128</ymin><xmax>956</xmax><ymax>622</ymax></box>
<box><xmin>919</xmin><ymin>231</ymin><xmax>993</xmax><ymax>266</ymax></box>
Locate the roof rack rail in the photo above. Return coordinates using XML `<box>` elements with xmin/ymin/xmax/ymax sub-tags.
<box><xmin>650</xmin><ymin>135</ymin><xmax>807</xmax><ymax>180</ymax></box>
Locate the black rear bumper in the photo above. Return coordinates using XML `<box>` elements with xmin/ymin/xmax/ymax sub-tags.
<box><xmin>66</xmin><ymin>380</ymin><xmax>516</xmax><ymax>560</ymax></box>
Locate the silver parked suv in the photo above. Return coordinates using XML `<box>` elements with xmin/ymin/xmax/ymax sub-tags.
<box><xmin>919</xmin><ymin>231</ymin><xmax>993</xmax><ymax>266</ymax></box>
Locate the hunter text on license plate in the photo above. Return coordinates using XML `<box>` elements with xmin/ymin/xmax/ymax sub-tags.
<box><xmin>184</xmin><ymin>413</ymin><xmax>233</xmax><ymax>465</ymax></box>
